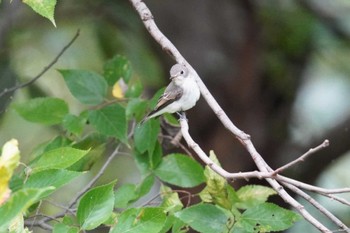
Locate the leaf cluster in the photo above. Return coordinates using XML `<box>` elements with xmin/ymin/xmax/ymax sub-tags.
<box><xmin>0</xmin><ymin>54</ymin><xmax>301</xmax><ymax>232</ymax></box>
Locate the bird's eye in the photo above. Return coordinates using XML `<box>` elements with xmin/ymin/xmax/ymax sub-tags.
<box><xmin>180</xmin><ymin>71</ymin><xmax>184</xmax><ymax>75</ymax></box>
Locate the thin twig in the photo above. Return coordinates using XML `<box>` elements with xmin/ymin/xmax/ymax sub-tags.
<box><xmin>273</xmin><ymin>140</ymin><xmax>330</xmax><ymax>175</ymax></box>
<box><xmin>66</xmin><ymin>143</ymin><xmax>122</xmax><ymax>210</ymax></box>
<box><xmin>282</xmin><ymin>182</ymin><xmax>350</xmax><ymax>233</ymax></box>
<box><xmin>0</xmin><ymin>29</ymin><xmax>80</xmax><ymax>98</ymax></box>
<box><xmin>161</xmin><ymin>134</ymin><xmax>193</xmax><ymax>157</ymax></box>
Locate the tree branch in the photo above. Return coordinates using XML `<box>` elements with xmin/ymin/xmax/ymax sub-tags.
<box><xmin>128</xmin><ymin>1</ymin><xmax>350</xmax><ymax>232</ymax></box>
<box><xmin>66</xmin><ymin>143</ymin><xmax>121</xmax><ymax>210</ymax></box>
<box><xmin>273</xmin><ymin>139</ymin><xmax>330</xmax><ymax>175</ymax></box>
<box><xmin>0</xmin><ymin>29</ymin><xmax>80</xmax><ymax>98</ymax></box>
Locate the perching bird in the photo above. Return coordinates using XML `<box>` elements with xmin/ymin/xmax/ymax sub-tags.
<box><xmin>141</xmin><ymin>64</ymin><xmax>200</xmax><ymax>123</ymax></box>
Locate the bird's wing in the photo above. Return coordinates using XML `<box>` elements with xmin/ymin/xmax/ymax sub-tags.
<box><xmin>156</xmin><ymin>82</ymin><xmax>183</xmax><ymax>109</ymax></box>
<box><xmin>141</xmin><ymin>82</ymin><xmax>183</xmax><ymax>124</ymax></box>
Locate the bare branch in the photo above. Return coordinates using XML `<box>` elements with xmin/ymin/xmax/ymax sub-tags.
<box><xmin>282</xmin><ymin>182</ymin><xmax>350</xmax><ymax>233</ymax></box>
<box><xmin>67</xmin><ymin>143</ymin><xmax>121</xmax><ymax>210</ymax></box>
<box><xmin>273</xmin><ymin>140</ymin><xmax>330</xmax><ymax>175</ymax></box>
<box><xmin>179</xmin><ymin>118</ymin><xmax>332</xmax><ymax>232</ymax></box>
<box><xmin>0</xmin><ymin>29</ymin><xmax>80</xmax><ymax>98</ymax></box>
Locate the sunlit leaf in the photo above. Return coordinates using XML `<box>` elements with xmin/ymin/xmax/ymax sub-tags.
<box><xmin>0</xmin><ymin>139</ymin><xmax>20</xmax><ymax>205</ymax></box>
<box><xmin>31</xmin><ymin>147</ymin><xmax>89</xmax><ymax>172</ymax></box>
<box><xmin>23</xmin><ymin>0</ymin><xmax>57</xmax><ymax>27</ymax></box>
<box><xmin>235</xmin><ymin>185</ymin><xmax>277</xmax><ymax>209</ymax></box>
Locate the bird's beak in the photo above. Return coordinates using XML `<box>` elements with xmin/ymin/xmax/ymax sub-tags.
<box><xmin>170</xmin><ymin>75</ymin><xmax>175</xmax><ymax>80</ymax></box>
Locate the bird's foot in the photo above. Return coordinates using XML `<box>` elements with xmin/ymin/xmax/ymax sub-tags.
<box><xmin>176</xmin><ymin>111</ymin><xmax>187</xmax><ymax>121</ymax></box>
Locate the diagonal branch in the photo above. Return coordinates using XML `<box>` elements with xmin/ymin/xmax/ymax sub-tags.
<box><xmin>0</xmin><ymin>29</ymin><xmax>80</xmax><ymax>98</ymax></box>
<box><xmin>273</xmin><ymin>139</ymin><xmax>330</xmax><ymax>175</ymax></box>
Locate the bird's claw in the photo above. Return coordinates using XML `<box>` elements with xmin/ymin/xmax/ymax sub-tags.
<box><xmin>176</xmin><ymin>111</ymin><xmax>187</xmax><ymax>121</ymax></box>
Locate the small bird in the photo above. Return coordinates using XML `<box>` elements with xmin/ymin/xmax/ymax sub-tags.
<box><xmin>141</xmin><ymin>64</ymin><xmax>200</xmax><ymax>123</ymax></box>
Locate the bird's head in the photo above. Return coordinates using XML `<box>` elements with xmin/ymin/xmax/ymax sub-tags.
<box><xmin>170</xmin><ymin>64</ymin><xmax>188</xmax><ymax>83</ymax></box>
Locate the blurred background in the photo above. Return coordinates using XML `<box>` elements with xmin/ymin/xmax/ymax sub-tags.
<box><xmin>1</xmin><ymin>0</ymin><xmax>350</xmax><ymax>232</ymax></box>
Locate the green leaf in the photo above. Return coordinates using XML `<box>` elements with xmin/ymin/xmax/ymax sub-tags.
<box><xmin>160</xmin><ymin>185</ymin><xmax>183</xmax><ymax>213</ymax></box>
<box><xmin>154</xmin><ymin>154</ymin><xmax>205</xmax><ymax>188</ymax></box>
<box><xmin>233</xmin><ymin>203</ymin><xmax>302</xmax><ymax>232</ymax></box>
<box><xmin>114</xmin><ymin>184</ymin><xmax>138</xmax><ymax>208</ymax></box>
<box><xmin>0</xmin><ymin>188</ymin><xmax>53</xmax><ymax>231</ymax></box>
<box><xmin>77</xmin><ymin>181</ymin><xmax>116</xmax><ymax>230</ymax></box>
<box><xmin>31</xmin><ymin>147</ymin><xmax>89</xmax><ymax>172</ymax></box>
<box><xmin>53</xmin><ymin>223</ymin><xmax>79</xmax><ymax>233</ymax></box>
<box><xmin>174</xmin><ymin>203</ymin><xmax>228</xmax><ymax>233</ymax></box>
<box><xmin>24</xmin><ymin>169</ymin><xmax>83</xmax><ymax>198</ymax></box>
<box><xmin>136</xmin><ymin>175</ymin><xmax>154</xmax><ymax>198</ymax></box>
<box><xmin>59</xmin><ymin>69</ymin><xmax>108</xmax><ymax>105</ymax></box>
<box><xmin>14</xmin><ymin>97</ymin><xmax>68</xmax><ymax>125</ymax></box>
<box><xmin>199</xmin><ymin>151</ymin><xmax>232</xmax><ymax>209</ymax></box>
<box><xmin>103</xmin><ymin>55</ymin><xmax>132</xmax><ymax>85</ymax></box>
<box><xmin>23</xmin><ymin>0</ymin><xmax>57</xmax><ymax>27</ymax></box>
<box><xmin>88</xmin><ymin>104</ymin><xmax>127</xmax><ymax>141</ymax></box>
<box><xmin>235</xmin><ymin>185</ymin><xmax>277</xmax><ymax>209</ymax></box>
<box><xmin>62</xmin><ymin>114</ymin><xmax>86</xmax><ymax>135</ymax></box>
<box><xmin>134</xmin><ymin>119</ymin><xmax>160</xmax><ymax>154</ymax></box>
<box><xmin>125</xmin><ymin>79</ymin><xmax>143</xmax><ymax>98</ymax></box>
<box><xmin>110</xmin><ymin>207</ymin><xmax>166</xmax><ymax>233</ymax></box>
<box><xmin>126</xmin><ymin>98</ymin><xmax>148</xmax><ymax>121</ymax></box>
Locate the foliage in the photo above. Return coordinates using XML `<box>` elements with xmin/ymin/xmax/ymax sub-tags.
<box><xmin>0</xmin><ymin>53</ymin><xmax>301</xmax><ymax>232</ymax></box>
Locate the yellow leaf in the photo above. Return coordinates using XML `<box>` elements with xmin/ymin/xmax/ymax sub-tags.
<box><xmin>0</xmin><ymin>139</ymin><xmax>20</xmax><ymax>206</ymax></box>
<box><xmin>112</xmin><ymin>82</ymin><xmax>124</xmax><ymax>99</ymax></box>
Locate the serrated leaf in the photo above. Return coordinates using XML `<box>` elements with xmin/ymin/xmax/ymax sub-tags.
<box><xmin>154</xmin><ymin>154</ymin><xmax>205</xmax><ymax>188</ymax></box>
<box><xmin>233</xmin><ymin>203</ymin><xmax>302</xmax><ymax>232</ymax></box>
<box><xmin>235</xmin><ymin>185</ymin><xmax>277</xmax><ymax>209</ymax></box>
<box><xmin>174</xmin><ymin>203</ymin><xmax>228</xmax><ymax>233</ymax></box>
<box><xmin>59</xmin><ymin>69</ymin><xmax>107</xmax><ymax>105</ymax></box>
<box><xmin>0</xmin><ymin>188</ymin><xmax>53</xmax><ymax>231</ymax></box>
<box><xmin>23</xmin><ymin>0</ymin><xmax>57</xmax><ymax>27</ymax></box>
<box><xmin>134</xmin><ymin>119</ymin><xmax>160</xmax><ymax>154</ymax></box>
<box><xmin>110</xmin><ymin>207</ymin><xmax>166</xmax><ymax>233</ymax></box>
<box><xmin>15</xmin><ymin>97</ymin><xmax>68</xmax><ymax>125</ymax></box>
<box><xmin>62</xmin><ymin>114</ymin><xmax>86</xmax><ymax>135</ymax></box>
<box><xmin>103</xmin><ymin>55</ymin><xmax>132</xmax><ymax>85</ymax></box>
<box><xmin>24</xmin><ymin>169</ymin><xmax>83</xmax><ymax>199</ymax></box>
<box><xmin>88</xmin><ymin>104</ymin><xmax>127</xmax><ymax>142</ymax></box>
<box><xmin>77</xmin><ymin>181</ymin><xmax>116</xmax><ymax>230</ymax></box>
<box><xmin>31</xmin><ymin>147</ymin><xmax>89</xmax><ymax>172</ymax></box>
